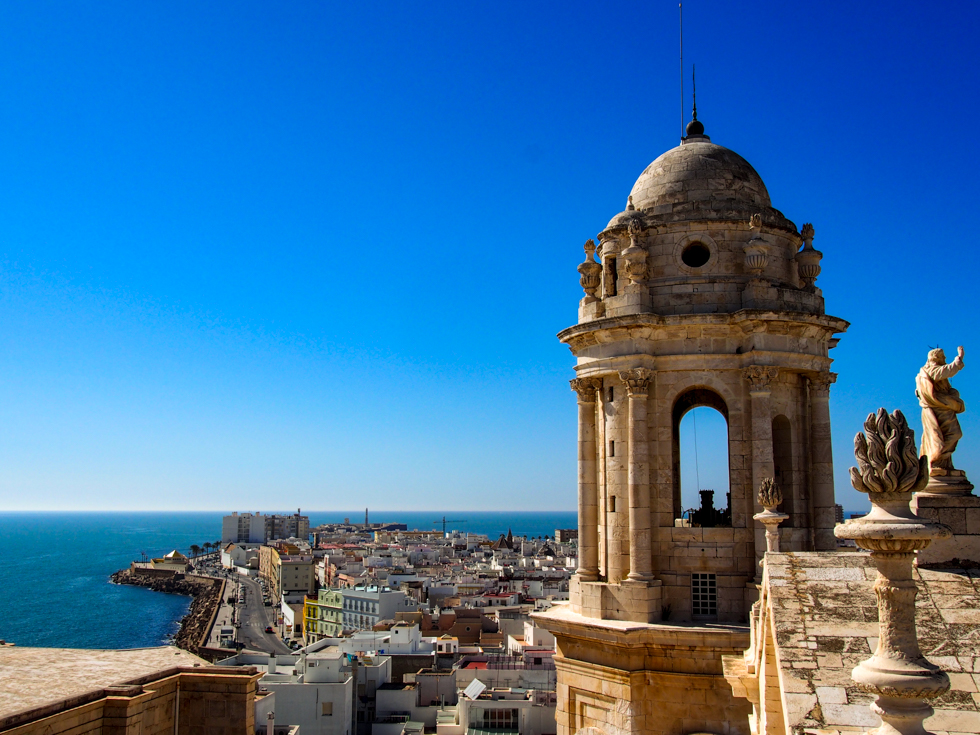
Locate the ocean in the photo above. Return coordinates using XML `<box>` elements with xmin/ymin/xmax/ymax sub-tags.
<box><xmin>0</xmin><ymin>510</ymin><xmax>576</xmax><ymax>650</ymax></box>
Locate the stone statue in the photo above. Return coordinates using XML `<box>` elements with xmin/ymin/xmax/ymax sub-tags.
<box><xmin>915</xmin><ymin>346</ymin><xmax>966</xmax><ymax>477</ymax></box>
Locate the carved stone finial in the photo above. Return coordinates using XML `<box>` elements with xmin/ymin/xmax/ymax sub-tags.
<box><xmin>626</xmin><ymin>195</ymin><xmax>635</xmax><ymax>212</ymax></box>
<box><xmin>835</xmin><ymin>409</ymin><xmax>952</xmax><ymax>735</ymax></box>
<box><xmin>800</xmin><ymin>223</ymin><xmax>815</xmax><ymax>247</ymax></box>
<box><xmin>753</xmin><ymin>479</ymin><xmax>788</xmax><ymax>557</ymax></box>
<box><xmin>577</xmin><ymin>239</ymin><xmax>602</xmax><ymax>303</ymax></box>
<box><xmin>742</xmin><ymin>365</ymin><xmax>779</xmax><ymax>393</ymax></box>
<box><xmin>757</xmin><ymin>478</ymin><xmax>782</xmax><ymax>511</ymax></box>
<box><xmin>617</xmin><ymin>368</ymin><xmax>654</xmax><ymax>396</ymax></box>
<box><xmin>849</xmin><ymin>409</ymin><xmax>929</xmax><ymax>498</ymax></box>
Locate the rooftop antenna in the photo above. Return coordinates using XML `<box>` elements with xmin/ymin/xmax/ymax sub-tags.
<box><xmin>679</xmin><ymin>3</ymin><xmax>684</xmax><ymax>138</ymax></box>
<box><xmin>692</xmin><ymin>64</ymin><xmax>697</xmax><ymax>123</ymax></box>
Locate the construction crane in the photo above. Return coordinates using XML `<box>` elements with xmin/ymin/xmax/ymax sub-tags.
<box><xmin>433</xmin><ymin>516</ymin><xmax>467</xmax><ymax>535</ymax></box>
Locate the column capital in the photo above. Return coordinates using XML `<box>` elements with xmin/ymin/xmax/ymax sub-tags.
<box><xmin>806</xmin><ymin>371</ymin><xmax>837</xmax><ymax>398</ymax></box>
<box><xmin>570</xmin><ymin>376</ymin><xmax>603</xmax><ymax>402</ymax></box>
<box><xmin>742</xmin><ymin>365</ymin><xmax>779</xmax><ymax>393</ymax></box>
<box><xmin>618</xmin><ymin>368</ymin><xmax>654</xmax><ymax>397</ymax></box>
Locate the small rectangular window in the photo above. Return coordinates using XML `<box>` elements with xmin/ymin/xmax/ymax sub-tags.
<box><xmin>607</xmin><ymin>386</ymin><xmax>614</xmax><ymax>402</ymax></box>
<box><xmin>609</xmin><ymin>496</ymin><xmax>616</xmax><ymax>513</ymax></box>
<box><xmin>692</xmin><ymin>573</ymin><xmax>717</xmax><ymax>617</ymax></box>
<box><xmin>322</xmin><ymin>702</ymin><xmax>333</xmax><ymax>716</ymax></box>
<box><xmin>609</xmin><ymin>440</ymin><xmax>615</xmax><ymax>457</ymax></box>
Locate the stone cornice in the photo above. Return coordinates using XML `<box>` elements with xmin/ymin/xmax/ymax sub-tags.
<box><xmin>558</xmin><ymin>311</ymin><xmax>849</xmax><ymax>357</ymax></box>
<box><xmin>559</xmin><ymin>309</ymin><xmax>849</xmax><ymax>343</ymax></box>
<box><xmin>600</xmin><ymin>209</ymin><xmax>801</xmax><ymax>242</ymax></box>
<box><xmin>571</xmin><ymin>351</ymin><xmax>833</xmax><ymax>379</ymax></box>
<box><xmin>532</xmin><ymin>603</ymin><xmax>750</xmax><ymax>652</ymax></box>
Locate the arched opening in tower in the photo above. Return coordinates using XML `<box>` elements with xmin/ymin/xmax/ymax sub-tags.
<box><xmin>672</xmin><ymin>388</ymin><xmax>731</xmax><ymax>527</ymax></box>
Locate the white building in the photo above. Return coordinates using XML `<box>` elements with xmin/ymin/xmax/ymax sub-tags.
<box><xmin>444</xmin><ymin>685</ymin><xmax>556</xmax><ymax>735</ymax></box>
<box><xmin>221</xmin><ymin>512</ymin><xmax>266</xmax><ymax>544</ymax></box>
<box><xmin>219</xmin><ymin>649</ymin><xmax>353</xmax><ymax>735</ymax></box>
<box><xmin>341</xmin><ymin>586</ymin><xmax>419</xmax><ymax>632</ymax></box>
<box><xmin>222</xmin><ymin>510</ymin><xmax>311</xmax><ymax>544</ymax></box>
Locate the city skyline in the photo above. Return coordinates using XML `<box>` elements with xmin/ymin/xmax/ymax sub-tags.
<box><xmin>0</xmin><ymin>1</ymin><xmax>976</xmax><ymax>511</ymax></box>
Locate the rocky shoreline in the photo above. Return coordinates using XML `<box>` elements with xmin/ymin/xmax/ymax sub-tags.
<box><xmin>110</xmin><ymin>568</ymin><xmax>223</xmax><ymax>656</ymax></box>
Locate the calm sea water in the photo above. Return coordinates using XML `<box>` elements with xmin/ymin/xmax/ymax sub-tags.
<box><xmin>0</xmin><ymin>510</ymin><xmax>576</xmax><ymax>650</ymax></box>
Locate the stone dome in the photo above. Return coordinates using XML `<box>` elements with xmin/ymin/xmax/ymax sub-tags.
<box><xmin>631</xmin><ymin>139</ymin><xmax>771</xmax><ymax>210</ymax></box>
<box><xmin>604</xmin><ymin>137</ymin><xmax>797</xmax><ymax>234</ymax></box>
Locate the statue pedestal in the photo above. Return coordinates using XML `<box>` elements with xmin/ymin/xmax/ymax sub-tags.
<box><xmin>920</xmin><ymin>473</ymin><xmax>974</xmax><ymax>497</ymax></box>
<box><xmin>570</xmin><ymin>577</ymin><xmax>662</xmax><ymax>624</ymax></box>
<box><xmin>913</xmin><ymin>492</ymin><xmax>980</xmax><ymax>564</ymax></box>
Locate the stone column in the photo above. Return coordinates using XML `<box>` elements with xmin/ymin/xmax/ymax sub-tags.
<box><xmin>743</xmin><ymin>366</ymin><xmax>778</xmax><ymax>575</ymax></box>
<box><xmin>836</xmin><ymin>409</ymin><xmax>951</xmax><ymax>735</ymax></box>
<box><xmin>619</xmin><ymin>368</ymin><xmax>654</xmax><ymax>582</ymax></box>
<box><xmin>570</xmin><ymin>377</ymin><xmax>603</xmax><ymax>581</ymax></box>
<box><xmin>808</xmin><ymin>372</ymin><xmax>838</xmax><ymax>550</ymax></box>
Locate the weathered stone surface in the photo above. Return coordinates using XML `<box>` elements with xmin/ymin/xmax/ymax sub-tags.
<box><xmin>723</xmin><ymin>553</ymin><xmax>979</xmax><ymax>734</ymax></box>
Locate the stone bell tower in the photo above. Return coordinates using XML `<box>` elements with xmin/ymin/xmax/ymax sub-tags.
<box><xmin>535</xmin><ymin>116</ymin><xmax>848</xmax><ymax>735</ymax></box>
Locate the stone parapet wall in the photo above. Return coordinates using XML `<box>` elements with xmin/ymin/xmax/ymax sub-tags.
<box><xmin>0</xmin><ymin>668</ymin><xmax>261</xmax><ymax>735</ymax></box>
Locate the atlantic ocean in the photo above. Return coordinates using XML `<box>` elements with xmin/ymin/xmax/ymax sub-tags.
<box><xmin>0</xmin><ymin>510</ymin><xmax>576</xmax><ymax>649</ymax></box>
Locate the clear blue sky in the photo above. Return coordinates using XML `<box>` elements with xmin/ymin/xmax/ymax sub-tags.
<box><xmin>0</xmin><ymin>1</ymin><xmax>976</xmax><ymax>512</ymax></box>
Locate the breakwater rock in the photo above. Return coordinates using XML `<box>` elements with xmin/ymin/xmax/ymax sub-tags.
<box><xmin>110</xmin><ymin>567</ymin><xmax>223</xmax><ymax>656</ymax></box>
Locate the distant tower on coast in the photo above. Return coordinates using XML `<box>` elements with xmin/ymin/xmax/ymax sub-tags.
<box><xmin>365</xmin><ymin>507</ymin><xmax>369</xmax><ymax>526</ymax></box>
<box><xmin>534</xmin><ymin>112</ymin><xmax>848</xmax><ymax>735</ymax></box>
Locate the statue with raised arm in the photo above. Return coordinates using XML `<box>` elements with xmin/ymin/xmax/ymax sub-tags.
<box><xmin>916</xmin><ymin>346</ymin><xmax>966</xmax><ymax>479</ymax></box>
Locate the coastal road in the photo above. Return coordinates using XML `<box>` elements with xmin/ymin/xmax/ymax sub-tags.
<box><xmin>236</xmin><ymin>575</ymin><xmax>292</xmax><ymax>655</ymax></box>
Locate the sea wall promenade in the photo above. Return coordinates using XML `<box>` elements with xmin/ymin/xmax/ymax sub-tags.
<box><xmin>110</xmin><ymin>564</ymin><xmax>226</xmax><ymax>660</ymax></box>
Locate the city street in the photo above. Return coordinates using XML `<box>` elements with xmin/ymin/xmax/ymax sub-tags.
<box><xmin>237</xmin><ymin>575</ymin><xmax>292</xmax><ymax>655</ymax></box>
<box><xmin>192</xmin><ymin>557</ymin><xmax>292</xmax><ymax>656</ymax></box>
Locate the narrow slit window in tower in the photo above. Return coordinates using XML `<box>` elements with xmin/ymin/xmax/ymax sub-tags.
<box><xmin>609</xmin><ymin>440</ymin><xmax>615</xmax><ymax>457</ymax></box>
<box><xmin>605</xmin><ymin>257</ymin><xmax>618</xmax><ymax>297</ymax></box>
<box><xmin>609</xmin><ymin>495</ymin><xmax>616</xmax><ymax>513</ymax></box>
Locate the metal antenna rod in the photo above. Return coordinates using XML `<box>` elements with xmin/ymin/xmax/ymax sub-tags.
<box><xmin>692</xmin><ymin>63</ymin><xmax>697</xmax><ymax>120</ymax></box>
<box><xmin>679</xmin><ymin>3</ymin><xmax>684</xmax><ymax>137</ymax></box>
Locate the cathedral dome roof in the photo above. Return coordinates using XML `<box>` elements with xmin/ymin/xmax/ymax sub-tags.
<box><xmin>605</xmin><ymin>134</ymin><xmax>796</xmax><ymax>234</ymax></box>
<box><xmin>631</xmin><ymin>139</ymin><xmax>770</xmax><ymax>210</ymax></box>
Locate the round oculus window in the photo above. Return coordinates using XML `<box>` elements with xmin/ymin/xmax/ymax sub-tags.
<box><xmin>681</xmin><ymin>242</ymin><xmax>710</xmax><ymax>268</ymax></box>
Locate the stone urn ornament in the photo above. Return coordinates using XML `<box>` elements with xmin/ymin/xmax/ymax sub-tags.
<box><xmin>795</xmin><ymin>223</ymin><xmax>823</xmax><ymax>292</ymax></box>
<box><xmin>621</xmin><ymin>218</ymin><xmax>648</xmax><ymax>286</ymax></box>
<box><xmin>577</xmin><ymin>239</ymin><xmax>602</xmax><ymax>303</ymax></box>
<box><xmin>835</xmin><ymin>409</ymin><xmax>951</xmax><ymax>735</ymax></box>
<box><xmin>743</xmin><ymin>213</ymin><xmax>770</xmax><ymax>278</ymax></box>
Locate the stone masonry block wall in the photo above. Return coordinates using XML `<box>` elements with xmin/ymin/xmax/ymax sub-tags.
<box><xmin>552</xmin><ymin>631</ymin><xmax>752</xmax><ymax>735</ymax></box>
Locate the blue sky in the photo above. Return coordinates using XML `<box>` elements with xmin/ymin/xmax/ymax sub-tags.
<box><xmin>0</xmin><ymin>1</ymin><xmax>976</xmax><ymax>511</ymax></box>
